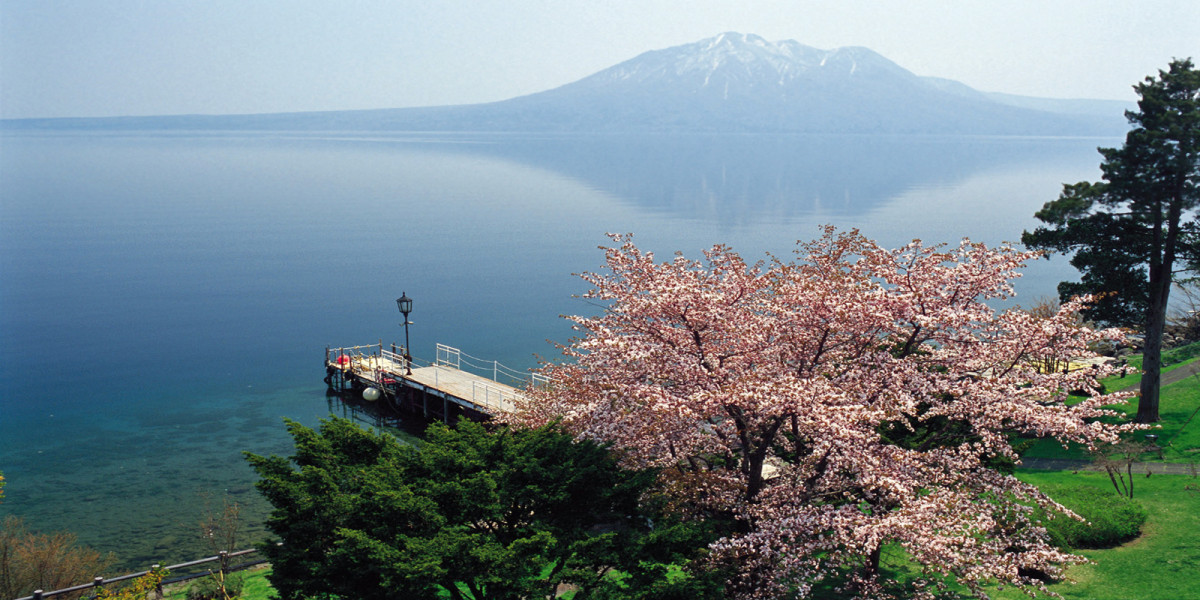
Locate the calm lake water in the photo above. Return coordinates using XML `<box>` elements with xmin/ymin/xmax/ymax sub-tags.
<box><xmin>0</xmin><ymin>130</ymin><xmax>1111</xmax><ymax>568</ymax></box>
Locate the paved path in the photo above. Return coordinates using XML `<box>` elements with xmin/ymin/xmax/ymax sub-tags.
<box><xmin>1160</xmin><ymin>358</ymin><xmax>1200</xmax><ymax>386</ymax></box>
<box><xmin>1021</xmin><ymin>457</ymin><xmax>1198</xmax><ymax>475</ymax></box>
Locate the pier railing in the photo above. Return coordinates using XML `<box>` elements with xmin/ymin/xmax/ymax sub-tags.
<box><xmin>435</xmin><ymin>343</ymin><xmax>536</xmax><ymax>388</ymax></box>
<box><xmin>470</xmin><ymin>380</ymin><xmax>510</xmax><ymax>412</ymax></box>
<box><xmin>326</xmin><ymin>342</ymin><xmax>410</xmax><ymax>383</ymax></box>
<box><xmin>380</xmin><ymin>348</ymin><xmax>409</xmax><ymax>373</ymax></box>
<box><xmin>328</xmin><ymin>342</ymin><xmax>549</xmax><ymax>414</ymax></box>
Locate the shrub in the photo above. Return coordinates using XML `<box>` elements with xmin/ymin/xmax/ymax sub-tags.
<box><xmin>186</xmin><ymin>571</ymin><xmax>244</xmax><ymax>600</ymax></box>
<box><xmin>1040</xmin><ymin>485</ymin><xmax>1148</xmax><ymax>549</ymax></box>
<box><xmin>0</xmin><ymin>516</ymin><xmax>116</xmax><ymax>600</ymax></box>
<box><xmin>96</xmin><ymin>567</ymin><xmax>168</xmax><ymax>600</ymax></box>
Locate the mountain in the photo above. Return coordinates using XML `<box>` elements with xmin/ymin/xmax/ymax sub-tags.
<box><xmin>3</xmin><ymin>32</ymin><xmax>1130</xmax><ymax>135</ymax></box>
<box><xmin>921</xmin><ymin>76</ymin><xmax>1133</xmax><ymax>117</ymax></box>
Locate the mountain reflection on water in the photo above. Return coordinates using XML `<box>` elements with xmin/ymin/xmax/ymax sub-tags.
<box><xmin>337</xmin><ymin>132</ymin><xmax>1109</xmax><ymax>228</ymax></box>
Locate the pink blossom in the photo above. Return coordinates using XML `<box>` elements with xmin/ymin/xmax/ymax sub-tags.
<box><xmin>512</xmin><ymin>228</ymin><xmax>1140</xmax><ymax>599</ymax></box>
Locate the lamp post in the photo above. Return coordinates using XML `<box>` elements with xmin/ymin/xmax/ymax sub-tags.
<box><xmin>396</xmin><ymin>292</ymin><xmax>413</xmax><ymax>374</ymax></box>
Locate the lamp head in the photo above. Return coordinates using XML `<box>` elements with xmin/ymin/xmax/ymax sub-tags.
<box><xmin>396</xmin><ymin>292</ymin><xmax>413</xmax><ymax>317</ymax></box>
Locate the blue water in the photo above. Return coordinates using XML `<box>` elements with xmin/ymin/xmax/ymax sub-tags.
<box><xmin>0</xmin><ymin>130</ymin><xmax>1111</xmax><ymax>568</ymax></box>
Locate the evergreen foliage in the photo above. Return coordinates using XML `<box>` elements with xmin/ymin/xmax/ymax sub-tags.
<box><xmin>245</xmin><ymin>418</ymin><xmax>717</xmax><ymax>600</ymax></box>
<box><xmin>1023</xmin><ymin>58</ymin><xmax>1200</xmax><ymax>423</ymax></box>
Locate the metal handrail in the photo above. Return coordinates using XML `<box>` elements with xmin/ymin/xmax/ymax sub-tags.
<box><xmin>331</xmin><ymin>341</ymin><xmax>548</xmax><ymax>396</ymax></box>
<box><xmin>380</xmin><ymin>348</ymin><xmax>409</xmax><ymax>374</ymax></box>
<box><xmin>16</xmin><ymin>548</ymin><xmax>264</xmax><ymax>600</ymax></box>
<box><xmin>471</xmin><ymin>380</ymin><xmax>509</xmax><ymax>410</ymax></box>
<box><xmin>436</xmin><ymin>343</ymin><xmax>460</xmax><ymax>369</ymax></box>
<box><xmin>435</xmin><ymin>344</ymin><xmax>540</xmax><ymax>388</ymax></box>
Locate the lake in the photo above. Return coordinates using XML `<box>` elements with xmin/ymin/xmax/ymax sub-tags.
<box><xmin>0</xmin><ymin>130</ymin><xmax>1111</xmax><ymax>568</ymax></box>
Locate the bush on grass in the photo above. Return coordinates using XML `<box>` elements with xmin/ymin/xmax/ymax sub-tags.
<box><xmin>1040</xmin><ymin>485</ymin><xmax>1147</xmax><ymax>549</ymax></box>
<box><xmin>186</xmin><ymin>571</ymin><xmax>244</xmax><ymax>600</ymax></box>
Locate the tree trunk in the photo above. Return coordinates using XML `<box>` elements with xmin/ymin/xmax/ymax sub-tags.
<box><xmin>850</xmin><ymin>543</ymin><xmax>883</xmax><ymax>594</ymax></box>
<box><xmin>868</xmin><ymin>543</ymin><xmax>882</xmax><ymax>575</ymax></box>
<box><xmin>1139</xmin><ymin>198</ymin><xmax>1175</xmax><ymax>424</ymax></box>
<box><xmin>1139</xmin><ymin>299</ymin><xmax>1165</xmax><ymax>423</ymax></box>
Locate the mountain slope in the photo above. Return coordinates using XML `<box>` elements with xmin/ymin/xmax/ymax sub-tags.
<box><xmin>480</xmin><ymin>32</ymin><xmax>1122</xmax><ymax>134</ymax></box>
<box><xmin>2</xmin><ymin>32</ymin><xmax>1128</xmax><ymax>135</ymax></box>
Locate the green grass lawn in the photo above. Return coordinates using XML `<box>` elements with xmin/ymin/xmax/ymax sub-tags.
<box><xmin>868</xmin><ymin>471</ymin><xmax>1200</xmax><ymax>600</ymax></box>
<box><xmin>237</xmin><ymin>568</ymin><xmax>276</xmax><ymax>600</ymax></box>
<box><xmin>987</xmin><ymin>471</ymin><xmax>1200</xmax><ymax>600</ymax></box>
<box><xmin>992</xmin><ymin>347</ymin><xmax>1200</xmax><ymax>599</ymax></box>
<box><xmin>162</xmin><ymin>566</ymin><xmax>275</xmax><ymax>600</ymax></box>
<box><xmin>1021</xmin><ymin>350</ymin><xmax>1200</xmax><ymax>464</ymax></box>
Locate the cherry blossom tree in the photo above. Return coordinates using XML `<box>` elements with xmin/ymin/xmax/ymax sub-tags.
<box><xmin>513</xmin><ymin>228</ymin><xmax>1141</xmax><ymax>599</ymax></box>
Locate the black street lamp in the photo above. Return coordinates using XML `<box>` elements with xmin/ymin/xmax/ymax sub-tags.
<box><xmin>396</xmin><ymin>292</ymin><xmax>413</xmax><ymax>374</ymax></box>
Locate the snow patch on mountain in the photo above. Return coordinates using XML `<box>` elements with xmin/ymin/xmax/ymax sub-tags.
<box><xmin>574</xmin><ymin>31</ymin><xmax>928</xmax><ymax>100</ymax></box>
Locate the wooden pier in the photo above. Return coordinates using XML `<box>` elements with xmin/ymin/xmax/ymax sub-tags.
<box><xmin>324</xmin><ymin>342</ymin><xmax>541</xmax><ymax>423</ymax></box>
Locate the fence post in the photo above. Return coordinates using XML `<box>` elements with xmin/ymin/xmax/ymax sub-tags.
<box><xmin>151</xmin><ymin>564</ymin><xmax>164</xmax><ymax>600</ymax></box>
<box><xmin>94</xmin><ymin>576</ymin><xmax>105</xmax><ymax>593</ymax></box>
<box><xmin>219</xmin><ymin>550</ymin><xmax>229</xmax><ymax>576</ymax></box>
<box><xmin>32</xmin><ymin>591</ymin><xmax>43</xmax><ymax>600</ymax></box>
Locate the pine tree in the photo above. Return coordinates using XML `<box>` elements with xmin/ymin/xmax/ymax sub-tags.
<box><xmin>1023</xmin><ymin>58</ymin><xmax>1200</xmax><ymax>423</ymax></box>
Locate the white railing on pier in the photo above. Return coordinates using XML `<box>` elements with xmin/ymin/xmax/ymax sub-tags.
<box><xmin>436</xmin><ymin>343</ymin><xmax>461</xmax><ymax>369</ymax></box>
<box><xmin>380</xmin><ymin>348</ymin><xmax>409</xmax><ymax>374</ymax></box>
<box><xmin>436</xmin><ymin>343</ymin><xmax>538</xmax><ymax>388</ymax></box>
<box><xmin>327</xmin><ymin>343</ymin><xmax>380</xmax><ymax>365</ymax></box>
<box><xmin>472</xmin><ymin>381</ymin><xmax>510</xmax><ymax>411</ymax></box>
<box><xmin>331</xmin><ymin>342</ymin><xmax>549</xmax><ymax>410</ymax></box>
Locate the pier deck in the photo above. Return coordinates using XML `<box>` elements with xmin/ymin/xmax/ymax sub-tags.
<box><xmin>404</xmin><ymin>364</ymin><xmax>521</xmax><ymax>414</ymax></box>
<box><xmin>324</xmin><ymin>343</ymin><xmax>531</xmax><ymax>420</ymax></box>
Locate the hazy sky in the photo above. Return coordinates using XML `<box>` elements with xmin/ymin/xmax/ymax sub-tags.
<box><xmin>2</xmin><ymin>0</ymin><xmax>1197</xmax><ymax>119</ymax></box>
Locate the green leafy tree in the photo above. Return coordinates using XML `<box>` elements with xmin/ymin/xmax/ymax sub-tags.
<box><xmin>246</xmin><ymin>418</ymin><xmax>717</xmax><ymax>600</ymax></box>
<box><xmin>1023</xmin><ymin>58</ymin><xmax>1200</xmax><ymax>422</ymax></box>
